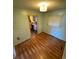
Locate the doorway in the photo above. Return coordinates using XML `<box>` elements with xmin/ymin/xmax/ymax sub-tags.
<box><xmin>28</xmin><ymin>15</ymin><xmax>38</xmax><ymax>37</ymax></box>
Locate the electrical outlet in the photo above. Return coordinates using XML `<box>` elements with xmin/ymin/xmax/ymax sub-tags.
<box><xmin>17</xmin><ymin>37</ymin><xmax>20</xmax><ymax>40</ymax></box>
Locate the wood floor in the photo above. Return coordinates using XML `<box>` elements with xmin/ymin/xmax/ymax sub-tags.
<box><xmin>15</xmin><ymin>32</ymin><xmax>65</xmax><ymax>59</ymax></box>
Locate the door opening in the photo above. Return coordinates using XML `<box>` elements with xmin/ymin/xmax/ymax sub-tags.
<box><xmin>28</xmin><ymin>15</ymin><xmax>38</xmax><ymax>37</ymax></box>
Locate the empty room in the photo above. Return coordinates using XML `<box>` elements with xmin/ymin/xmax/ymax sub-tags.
<box><xmin>13</xmin><ymin>0</ymin><xmax>66</xmax><ymax>59</ymax></box>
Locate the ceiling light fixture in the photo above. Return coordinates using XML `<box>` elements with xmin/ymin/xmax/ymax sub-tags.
<box><xmin>38</xmin><ymin>2</ymin><xmax>48</xmax><ymax>12</ymax></box>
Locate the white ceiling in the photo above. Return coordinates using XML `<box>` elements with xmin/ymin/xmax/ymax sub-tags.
<box><xmin>13</xmin><ymin>0</ymin><xmax>66</xmax><ymax>12</ymax></box>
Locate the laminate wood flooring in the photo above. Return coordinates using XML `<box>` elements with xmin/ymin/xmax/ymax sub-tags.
<box><xmin>15</xmin><ymin>32</ymin><xmax>65</xmax><ymax>59</ymax></box>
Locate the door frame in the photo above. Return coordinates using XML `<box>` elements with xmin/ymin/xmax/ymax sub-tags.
<box><xmin>27</xmin><ymin>15</ymin><xmax>39</xmax><ymax>37</ymax></box>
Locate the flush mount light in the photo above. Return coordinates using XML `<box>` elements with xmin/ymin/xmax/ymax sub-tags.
<box><xmin>38</xmin><ymin>2</ymin><xmax>48</xmax><ymax>12</ymax></box>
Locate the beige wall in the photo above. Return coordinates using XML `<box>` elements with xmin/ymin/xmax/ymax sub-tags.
<box><xmin>37</xmin><ymin>14</ymin><xmax>43</xmax><ymax>33</ymax></box>
<box><xmin>13</xmin><ymin>8</ymin><xmax>66</xmax><ymax>45</ymax></box>
<box><xmin>42</xmin><ymin>9</ymin><xmax>66</xmax><ymax>41</ymax></box>
<box><xmin>13</xmin><ymin>8</ymin><xmax>43</xmax><ymax>45</ymax></box>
